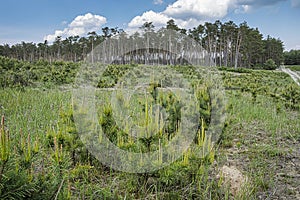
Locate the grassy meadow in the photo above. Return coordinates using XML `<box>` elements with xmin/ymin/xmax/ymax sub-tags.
<box><xmin>0</xmin><ymin>58</ymin><xmax>299</xmax><ymax>199</ymax></box>
<box><xmin>286</xmin><ymin>65</ymin><xmax>300</xmax><ymax>72</ymax></box>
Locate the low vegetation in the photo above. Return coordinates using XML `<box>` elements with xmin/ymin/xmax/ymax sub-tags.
<box><xmin>0</xmin><ymin>57</ymin><xmax>299</xmax><ymax>199</ymax></box>
<box><xmin>286</xmin><ymin>65</ymin><xmax>300</xmax><ymax>72</ymax></box>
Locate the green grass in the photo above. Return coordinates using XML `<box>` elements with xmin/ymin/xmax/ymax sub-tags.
<box><xmin>0</xmin><ymin>88</ymin><xmax>71</xmax><ymax>139</ymax></box>
<box><xmin>0</xmin><ymin>65</ymin><xmax>299</xmax><ymax>199</ymax></box>
<box><xmin>286</xmin><ymin>65</ymin><xmax>300</xmax><ymax>71</ymax></box>
<box><xmin>219</xmin><ymin>70</ymin><xmax>300</xmax><ymax>199</ymax></box>
<box><xmin>0</xmin><ymin>86</ymin><xmax>222</xmax><ymax>199</ymax></box>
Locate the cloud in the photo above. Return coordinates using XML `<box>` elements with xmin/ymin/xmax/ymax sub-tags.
<box><xmin>127</xmin><ymin>0</ymin><xmax>234</xmax><ymax>30</ymax></box>
<box><xmin>153</xmin><ymin>0</ymin><xmax>164</xmax><ymax>5</ymax></box>
<box><xmin>127</xmin><ymin>0</ymin><xmax>292</xmax><ymax>32</ymax></box>
<box><xmin>164</xmin><ymin>0</ymin><xmax>234</xmax><ymax>20</ymax></box>
<box><xmin>126</xmin><ymin>11</ymin><xmax>198</xmax><ymax>34</ymax></box>
<box><xmin>175</xmin><ymin>18</ymin><xmax>204</xmax><ymax>29</ymax></box>
<box><xmin>128</xmin><ymin>10</ymin><xmax>171</xmax><ymax>28</ymax></box>
<box><xmin>44</xmin><ymin>13</ymin><xmax>107</xmax><ymax>42</ymax></box>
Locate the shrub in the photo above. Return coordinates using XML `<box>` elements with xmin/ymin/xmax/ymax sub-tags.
<box><xmin>263</xmin><ymin>59</ymin><xmax>277</xmax><ymax>70</ymax></box>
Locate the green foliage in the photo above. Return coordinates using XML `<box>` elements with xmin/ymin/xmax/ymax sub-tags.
<box><xmin>195</xmin><ymin>86</ymin><xmax>211</xmax><ymax>125</ymax></box>
<box><xmin>221</xmin><ymin>69</ymin><xmax>300</xmax><ymax>110</ymax></box>
<box><xmin>0</xmin><ymin>20</ymin><xmax>285</xmax><ymax>70</ymax></box>
<box><xmin>98</xmin><ymin>83</ymin><xmax>206</xmax><ymax>154</ymax></box>
<box><xmin>263</xmin><ymin>59</ymin><xmax>277</xmax><ymax>70</ymax></box>
<box><xmin>0</xmin><ymin>116</ymin><xmax>40</xmax><ymax>199</ymax></box>
<box><xmin>0</xmin><ymin>56</ymin><xmax>79</xmax><ymax>88</ymax></box>
<box><xmin>286</xmin><ymin>65</ymin><xmax>300</xmax><ymax>71</ymax></box>
<box><xmin>99</xmin><ymin>105</ymin><xmax>120</xmax><ymax>144</ymax></box>
<box><xmin>284</xmin><ymin>49</ymin><xmax>300</xmax><ymax>65</ymax></box>
<box><xmin>221</xmin><ymin>90</ymin><xmax>299</xmax><ymax>198</ymax></box>
<box><xmin>97</xmin><ymin>64</ymin><xmax>136</xmax><ymax>88</ymax></box>
<box><xmin>218</xmin><ymin>66</ymin><xmax>253</xmax><ymax>73</ymax></box>
<box><xmin>0</xmin><ymin>65</ymin><xmax>299</xmax><ymax>199</ymax></box>
<box><xmin>0</xmin><ymin>116</ymin><xmax>10</xmax><ymax>163</ymax></box>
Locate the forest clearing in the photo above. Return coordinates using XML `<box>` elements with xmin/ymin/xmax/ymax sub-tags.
<box><xmin>0</xmin><ymin>53</ymin><xmax>299</xmax><ymax>199</ymax></box>
<box><xmin>0</xmin><ymin>16</ymin><xmax>300</xmax><ymax>199</ymax></box>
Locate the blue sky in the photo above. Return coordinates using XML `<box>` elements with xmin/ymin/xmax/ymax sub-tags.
<box><xmin>0</xmin><ymin>0</ymin><xmax>299</xmax><ymax>50</ymax></box>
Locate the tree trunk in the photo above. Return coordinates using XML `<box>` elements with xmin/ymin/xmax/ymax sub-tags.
<box><xmin>234</xmin><ymin>31</ymin><xmax>242</xmax><ymax>69</ymax></box>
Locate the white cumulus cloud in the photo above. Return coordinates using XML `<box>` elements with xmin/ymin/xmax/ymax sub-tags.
<box><xmin>175</xmin><ymin>18</ymin><xmax>204</xmax><ymax>29</ymax></box>
<box><xmin>164</xmin><ymin>0</ymin><xmax>234</xmax><ymax>20</ymax></box>
<box><xmin>44</xmin><ymin>13</ymin><xmax>107</xmax><ymax>42</ymax></box>
<box><xmin>127</xmin><ymin>0</ymin><xmax>236</xmax><ymax>31</ymax></box>
<box><xmin>127</xmin><ymin>0</ymin><xmax>293</xmax><ymax>31</ymax></box>
<box><xmin>128</xmin><ymin>10</ymin><xmax>171</xmax><ymax>28</ymax></box>
<box><xmin>127</xmin><ymin>9</ymin><xmax>201</xmax><ymax>31</ymax></box>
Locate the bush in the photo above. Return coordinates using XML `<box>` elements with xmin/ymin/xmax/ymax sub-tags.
<box><xmin>0</xmin><ymin>56</ymin><xmax>79</xmax><ymax>88</ymax></box>
<box><xmin>263</xmin><ymin>59</ymin><xmax>277</xmax><ymax>70</ymax></box>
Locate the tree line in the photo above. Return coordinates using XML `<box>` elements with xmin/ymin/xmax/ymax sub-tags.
<box><xmin>284</xmin><ymin>50</ymin><xmax>300</xmax><ymax>65</ymax></box>
<box><xmin>0</xmin><ymin>20</ymin><xmax>286</xmax><ymax>68</ymax></box>
<box><xmin>0</xmin><ymin>28</ymin><xmax>116</xmax><ymax>63</ymax></box>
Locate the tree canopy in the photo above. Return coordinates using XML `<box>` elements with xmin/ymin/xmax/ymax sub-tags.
<box><xmin>284</xmin><ymin>49</ymin><xmax>300</xmax><ymax>65</ymax></box>
<box><xmin>0</xmin><ymin>20</ymin><xmax>286</xmax><ymax>69</ymax></box>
